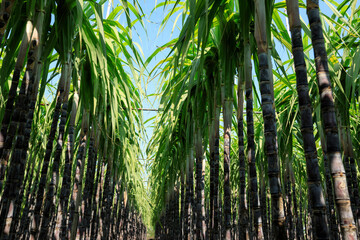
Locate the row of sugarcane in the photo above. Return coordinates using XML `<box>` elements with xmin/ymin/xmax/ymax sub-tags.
<box><xmin>0</xmin><ymin>0</ymin><xmax>149</xmax><ymax>239</ymax></box>
<box><xmin>149</xmin><ymin>0</ymin><xmax>360</xmax><ymax>239</ymax></box>
<box><xmin>154</xmin><ymin>161</ymin><xmax>348</xmax><ymax>240</ymax></box>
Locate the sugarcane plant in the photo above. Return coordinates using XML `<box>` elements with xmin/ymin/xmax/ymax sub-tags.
<box><xmin>0</xmin><ymin>0</ymin><xmax>360</xmax><ymax>240</ymax></box>
<box><xmin>148</xmin><ymin>0</ymin><xmax>360</xmax><ymax>239</ymax></box>
<box><xmin>0</xmin><ymin>0</ymin><xmax>149</xmax><ymax>239</ymax></box>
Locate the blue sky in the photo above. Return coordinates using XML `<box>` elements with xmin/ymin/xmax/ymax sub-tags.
<box><xmin>102</xmin><ymin>0</ymin><xmax>183</xmax><ymax>183</ymax></box>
